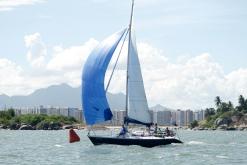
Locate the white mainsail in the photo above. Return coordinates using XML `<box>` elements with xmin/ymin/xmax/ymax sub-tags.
<box><xmin>127</xmin><ymin>30</ymin><xmax>152</xmax><ymax>124</ymax></box>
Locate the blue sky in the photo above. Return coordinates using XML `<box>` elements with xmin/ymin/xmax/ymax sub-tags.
<box><xmin>0</xmin><ymin>0</ymin><xmax>247</xmax><ymax>109</ymax></box>
<box><xmin>1</xmin><ymin>0</ymin><xmax>247</xmax><ymax>72</ymax></box>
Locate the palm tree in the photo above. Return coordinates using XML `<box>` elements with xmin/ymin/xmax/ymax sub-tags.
<box><xmin>205</xmin><ymin>108</ymin><xmax>215</xmax><ymax>119</ymax></box>
<box><xmin>215</xmin><ymin>96</ymin><xmax>221</xmax><ymax>108</ymax></box>
<box><xmin>228</xmin><ymin>101</ymin><xmax>234</xmax><ymax>111</ymax></box>
<box><xmin>239</xmin><ymin>95</ymin><xmax>245</xmax><ymax>106</ymax></box>
<box><xmin>221</xmin><ymin>102</ymin><xmax>231</xmax><ymax>113</ymax></box>
<box><xmin>244</xmin><ymin>99</ymin><xmax>247</xmax><ymax>113</ymax></box>
<box><xmin>237</xmin><ymin>95</ymin><xmax>246</xmax><ymax>112</ymax></box>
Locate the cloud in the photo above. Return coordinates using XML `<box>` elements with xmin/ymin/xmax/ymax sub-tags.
<box><xmin>47</xmin><ymin>38</ymin><xmax>98</xmax><ymax>72</ymax></box>
<box><xmin>0</xmin><ymin>35</ymin><xmax>98</xmax><ymax>96</ymax></box>
<box><xmin>0</xmin><ymin>57</ymin><xmax>65</xmax><ymax>96</ymax></box>
<box><xmin>44</xmin><ymin>38</ymin><xmax>99</xmax><ymax>87</ymax></box>
<box><xmin>107</xmin><ymin>45</ymin><xmax>221</xmax><ymax>108</ymax></box>
<box><xmin>24</xmin><ymin>33</ymin><xmax>47</xmax><ymax>67</ymax></box>
<box><xmin>1</xmin><ymin>33</ymin><xmax>247</xmax><ymax>110</ymax></box>
<box><xmin>143</xmin><ymin>52</ymin><xmax>225</xmax><ymax>109</ymax></box>
<box><xmin>106</xmin><ymin>42</ymin><xmax>247</xmax><ymax>109</ymax></box>
<box><xmin>138</xmin><ymin>49</ymin><xmax>247</xmax><ymax>109</ymax></box>
<box><xmin>0</xmin><ymin>58</ymin><xmax>27</xmax><ymax>95</ymax></box>
<box><xmin>0</xmin><ymin>0</ymin><xmax>45</xmax><ymax>11</ymax></box>
<box><xmin>225</xmin><ymin>69</ymin><xmax>247</xmax><ymax>98</ymax></box>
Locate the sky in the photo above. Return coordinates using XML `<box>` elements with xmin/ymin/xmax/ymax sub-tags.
<box><xmin>0</xmin><ymin>0</ymin><xmax>247</xmax><ymax>110</ymax></box>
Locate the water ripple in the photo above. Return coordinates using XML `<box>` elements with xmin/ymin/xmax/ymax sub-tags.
<box><xmin>0</xmin><ymin>130</ymin><xmax>247</xmax><ymax>165</ymax></box>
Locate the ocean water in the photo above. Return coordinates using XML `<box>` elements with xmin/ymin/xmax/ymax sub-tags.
<box><xmin>0</xmin><ymin>130</ymin><xmax>246</xmax><ymax>165</ymax></box>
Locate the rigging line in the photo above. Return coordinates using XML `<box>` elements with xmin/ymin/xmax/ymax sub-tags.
<box><xmin>105</xmin><ymin>29</ymin><xmax>129</xmax><ymax>92</ymax></box>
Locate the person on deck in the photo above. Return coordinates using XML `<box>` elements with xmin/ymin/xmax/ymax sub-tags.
<box><xmin>147</xmin><ymin>123</ymin><xmax>153</xmax><ymax>135</ymax></box>
<box><xmin>118</xmin><ymin>125</ymin><xmax>127</xmax><ymax>137</ymax></box>
<box><xmin>165</xmin><ymin>127</ymin><xmax>170</xmax><ymax>136</ymax></box>
<box><xmin>154</xmin><ymin>123</ymin><xmax>158</xmax><ymax>134</ymax></box>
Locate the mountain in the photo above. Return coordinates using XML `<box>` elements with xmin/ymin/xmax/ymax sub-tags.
<box><xmin>0</xmin><ymin>84</ymin><xmax>125</xmax><ymax>110</ymax></box>
<box><xmin>150</xmin><ymin>104</ymin><xmax>174</xmax><ymax>112</ymax></box>
<box><xmin>0</xmin><ymin>84</ymin><xmax>170</xmax><ymax>111</ymax></box>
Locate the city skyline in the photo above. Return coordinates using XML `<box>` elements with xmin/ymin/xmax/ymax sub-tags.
<box><xmin>9</xmin><ymin>105</ymin><xmax>205</xmax><ymax>127</ymax></box>
<box><xmin>0</xmin><ymin>0</ymin><xmax>247</xmax><ymax>109</ymax></box>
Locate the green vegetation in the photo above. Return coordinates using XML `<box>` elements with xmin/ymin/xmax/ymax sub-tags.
<box><xmin>199</xmin><ymin>95</ymin><xmax>247</xmax><ymax>128</ymax></box>
<box><xmin>0</xmin><ymin>109</ymin><xmax>15</xmax><ymax>126</ymax></box>
<box><xmin>0</xmin><ymin>109</ymin><xmax>79</xmax><ymax>130</ymax></box>
<box><xmin>190</xmin><ymin>120</ymin><xmax>199</xmax><ymax>128</ymax></box>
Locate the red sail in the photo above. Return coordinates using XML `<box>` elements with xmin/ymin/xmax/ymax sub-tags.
<box><xmin>69</xmin><ymin>129</ymin><xmax>80</xmax><ymax>143</ymax></box>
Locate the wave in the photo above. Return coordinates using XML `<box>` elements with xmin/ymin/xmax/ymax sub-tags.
<box><xmin>54</xmin><ymin>144</ymin><xmax>63</xmax><ymax>148</ymax></box>
<box><xmin>216</xmin><ymin>155</ymin><xmax>229</xmax><ymax>159</ymax></box>
<box><xmin>187</xmin><ymin>141</ymin><xmax>206</xmax><ymax>145</ymax></box>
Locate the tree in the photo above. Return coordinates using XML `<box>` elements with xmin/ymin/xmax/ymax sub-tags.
<box><xmin>239</xmin><ymin>95</ymin><xmax>245</xmax><ymax>106</ymax></box>
<box><xmin>237</xmin><ymin>95</ymin><xmax>247</xmax><ymax>113</ymax></box>
<box><xmin>228</xmin><ymin>101</ymin><xmax>233</xmax><ymax>109</ymax></box>
<box><xmin>215</xmin><ymin>96</ymin><xmax>221</xmax><ymax>108</ymax></box>
<box><xmin>190</xmin><ymin>120</ymin><xmax>199</xmax><ymax>129</ymax></box>
<box><xmin>0</xmin><ymin>109</ymin><xmax>15</xmax><ymax>121</ymax></box>
<box><xmin>227</xmin><ymin>101</ymin><xmax>234</xmax><ymax>111</ymax></box>
<box><xmin>218</xmin><ymin>102</ymin><xmax>231</xmax><ymax>113</ymax></box>
<box><xmin>245</xmin><ymin>99</ymin><xmax>247</xmax><ymax>113</ymax></box>
<box><xmin>205</xmin><ymin>108</ymin><xmax>216</xmax><ymax>119</ymax></box>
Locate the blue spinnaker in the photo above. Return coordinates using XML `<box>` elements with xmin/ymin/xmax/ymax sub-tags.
<box><xmin>82</xmin><ymin>29</ymin><xmax>127</xmax><ymax>125</ymax></box>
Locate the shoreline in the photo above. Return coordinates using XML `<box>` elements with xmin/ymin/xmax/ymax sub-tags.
<box><xmin>1</xmin><ymin>125</ymin><xmax>247</xmax><ymax>131</ymax></box>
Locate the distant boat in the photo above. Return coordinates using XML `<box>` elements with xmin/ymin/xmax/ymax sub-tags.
<box><xmin>81</xmin><ymin>0</ymin><xmax>182</xmax><ymax>147</ymax></box>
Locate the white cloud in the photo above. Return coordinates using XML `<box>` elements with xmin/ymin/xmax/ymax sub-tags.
<box><xmin>0</xmin><ymin>35</ymin><xmax>99</xmax><ymax>96</ymax></box>
<box><xmin>0</xmin><ymin>0</ymin><xmax>45</xmax><ymax>11</ymax></box>
<box><xmin>143</xmin><ymin>52</ymin><xmax>226</xmax><ymax>109</ymax></box>
<box><xmin>44</xmin><ymin>38</ymin><xmax>99</xmax><ymax>88</ymax></box>
<box><xmin>225</xmin><ymin>69</ymin><xmax>247</xmax><ymax>98</ymax></box>
<box><xmin>47</xmin><ymin>38</ymin><xmax>98</xmax><ymax>72</ymax></box>
<box><xmin>99</xmin><ymin>40</ymin><xmax>247</xmax><ymax>109</ymax></box>
<box><xmin>0</xmin><ymin>58</ymin><xmax>27</xmax><ymax>95</ymax></box>
<box><xmin>1</xmin><ymin>33</ymin><xmax>247</xmax><ymax>110</ymax></box>
<box><xmin>107</xmin><ymin>42</ymin><xmax>247</xmax><ymax>109</ymax></box>
<box><xmin>24</xmin><ymin>33</ymin><xmax>47</xmax><ymax>67</ymax></box>
<box><xmin>137</xmin><ymin>48</ymin><xmax>247</xmax><ymax>109</ymax></box>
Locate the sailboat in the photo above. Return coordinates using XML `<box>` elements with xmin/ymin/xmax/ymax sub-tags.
<box><xmin>81</xmin><ymin>0</ymin><xmax>182</xmax><ymax>147</ymax></box>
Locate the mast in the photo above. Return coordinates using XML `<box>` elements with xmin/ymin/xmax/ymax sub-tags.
<box><xmin>125</xmin><ymin>0</ymin><xmax>134</xmax><ymax>122</ymax></box>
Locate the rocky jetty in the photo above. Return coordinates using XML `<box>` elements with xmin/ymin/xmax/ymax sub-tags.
<box><xmin>19</xmin><ymin>125</ymin><xmax>33</xmax><ymax>130</ymax></box>
<box><xmin>215</xmin><ymin>118</ymin><xmax>232</xmax><ymax>127</ymax></box>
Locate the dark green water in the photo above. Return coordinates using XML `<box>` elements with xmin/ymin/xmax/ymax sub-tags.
<box><xmin>0</xmin><ymin>130</ymin><xmax>246</xmax><ymax>165</ymax></box>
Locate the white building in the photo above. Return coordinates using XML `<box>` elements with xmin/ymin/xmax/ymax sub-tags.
<box><xmin>176</xmin><ymin>110</ymin><xmax>185</xmax><ymax>126</ymax></box>
<box><xmin>111</xmin><ymin>110</ymin><xmax>126</xmax><ymax>125</ymax></box>
<box><xmin>185</xmin><ymin>110</ymin><xmax>193</xmax><ymax>126</ymax></box>
<box><xmin>156</xmin><ymin>111</ymin><xmax>171</xmax><ymax>126</ymax></box>
<box><xmin>13</xmin><ymin>106</ymin><xmax>83</xmax><ymax>121</ymax></box>
<box><xmin>171</xmin><ymin>111</ymin><xmax>177</xmax><ymax>126</ymax></box>
<box><xmin>68</xmin><ymin>108</ymin><xmax>82</xmax><ymax>122</ymax></box>
<box><xmin>193</xmin><ymin>110</ymin><xmax>205</xmax><ymax>121</ymax></box>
